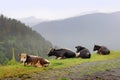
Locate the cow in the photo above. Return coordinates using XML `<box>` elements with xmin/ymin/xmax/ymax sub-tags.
<box><xmin>75</xmin><ymin>46</ymin><xmax>91</xmax><ymax>58</ymax></box>
<box><xmin>48</xmin><ymin>48</ymin><xmax>76</xmax><ymax>59</ymax></box>
<box><xmin>19</xmin><ymin>53</ymin><xmax>50</xmax><ymax>67</ymax></box>
<box><xmin>93</xmin><ymin>45</ymin><xmax>110</xmax><ymax>55</ymax></box>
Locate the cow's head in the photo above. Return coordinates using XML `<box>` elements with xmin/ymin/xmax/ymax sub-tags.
<box><xmin>75</xmin><ymin>46</ymin><xmax>85</xmax><ymax>53</ymax></box>
<box><xmin>19</xmin><ymin>53</ymin><xmax>28</xmax><ymax>63</ymax></box>
<box><xmin>93</xmin><ymin>45</ymin><xmax>101</xmax><ymax>51</ymax></box>
<box><xmin>48</xmin><ymin>48</ymin><xmax>55</xmax><ymax>57</ymax></box>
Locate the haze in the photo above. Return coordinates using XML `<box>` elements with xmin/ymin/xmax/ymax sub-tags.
<box><xmin>1</xmin><ymin>0</ymin><xmax>120</xmax><ymax>20</ymax></box>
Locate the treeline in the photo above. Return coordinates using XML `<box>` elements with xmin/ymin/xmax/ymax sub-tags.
<box><xmin>0</xmin><ymin>15</ymin><xmax>52</xmax><ymax>64</ymax></box>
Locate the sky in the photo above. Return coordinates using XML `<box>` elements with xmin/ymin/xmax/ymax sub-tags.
<box><xmin>0</xmin><ymin>0</ymin><xmax>120</xmax><ymax>20</ymax></box>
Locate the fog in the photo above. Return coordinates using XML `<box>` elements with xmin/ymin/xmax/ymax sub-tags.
<box><xmin>33</xmin><ymin>12</ymin><xmax>120</xmax><ymax>52</ymax></box>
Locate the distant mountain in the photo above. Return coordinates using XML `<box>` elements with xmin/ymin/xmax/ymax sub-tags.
<box><xmin>19</xmin><ymin>16</ymin><xmax>46</xmax><ymax>27</ymax></box>
<box><xmin>0</xmin><ymin>15</ymin><xmax>52</xmax><ymax>64</ymax></box>
<box><xmin>32</xmin><ymin>12</ymin><xmax>120</xmax><ymax>51</ymax></box>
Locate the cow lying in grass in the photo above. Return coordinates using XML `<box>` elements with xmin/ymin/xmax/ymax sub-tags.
<box><xmin>19</xmin><ymin>53</ymin><xmax>50</xmax><ymax>67</ymax></box>
<box><xmin>93</xmin><ymin>45</ymin><xmax>110</xmax><ymax>55</ymax></box>
<box><xmin>48</xmin><ymin>48</ymin><xmax>76</xmax><ymax>59</ymax></box>
<box><xmin>75</xmin><ymin>46</ymin><xmax>91</xmax><ymax>58</ymax></box>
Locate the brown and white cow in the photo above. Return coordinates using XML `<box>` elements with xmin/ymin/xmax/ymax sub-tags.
<box><xmin>19</xmin><ymin>53</ymin><xmax>50</xmax><ymax>67</ymax></box>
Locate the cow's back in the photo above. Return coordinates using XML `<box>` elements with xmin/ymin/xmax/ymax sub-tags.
<box><xmin>79</xmin><ymin>49</ymin><xmax>91</xmax><ymax>58</ymax></box>
<box><xmin>99</xmin><ymin>46</ymin><xmax>110</xmax><ymax>55</ymax></box>
<box><xmin>55</xmin><ymin>49</ymin><xmax>76</xmax><ymax>58</ymax></box>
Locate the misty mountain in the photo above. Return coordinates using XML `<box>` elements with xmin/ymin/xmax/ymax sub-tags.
<box><xmin>32</xmin><ymin>12</ymin><xmax>120</xmax><ymax>52</ymax></box>
<box><xmin>19</xmin><ymin>16</ymin><xmax>45</xmax><ymax>27</ymax></box>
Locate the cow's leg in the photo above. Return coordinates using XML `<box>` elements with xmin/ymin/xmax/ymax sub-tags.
<box><xmin>27</xmin><ymin>63</ymin><xmax>32</xmax><ymax>66</ymax></box>
<box><xmin>56</xmin><ymin>57</ymin><xmax>58</xmax><ymax>59</ymax></box>
<box><xmin>35</xmin><ymin>61</ymin><xmax>42</xmax><ymax>67</ymax></box>
<box><xmin>23</xmin><ymin>63</ymin><xmax>26</xmax><ymax>66</ymax></box>
<box><xmin>24</xmin><ymin>62</ymin><xmax>28</xmax><ymax>66</ymax></box>
<box><xmin>62</xmin><ymin>53</ymin><xmax>67</xmax><ymax>59</ymax></box>
<box><xmin>97</xmin><ymin>50</ymin><xmax>101</xmax><ymax>54</ymax></box>
<box><xmin>30</xmin><ymin>62</ymin><xmax>36</xmax><ymax>67</ymax></box>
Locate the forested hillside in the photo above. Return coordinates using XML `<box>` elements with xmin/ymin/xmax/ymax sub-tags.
<box><xmin>0</xmin><ymin>15</ymin><xmax>52</xmax><ymax>64</ymax></box>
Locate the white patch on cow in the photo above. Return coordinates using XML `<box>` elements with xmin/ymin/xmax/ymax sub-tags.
<box><xmin>44</xmin><ymin>59</ymin><xmax>50</xmax><ymax>67</ymax></box>
<box><xmin>29</xmin><ymin>55</ymin><xmax>38</xmax><ymax>57</ymax></box>
<box><xmin>63</xmin><ymin>48</ymin><xmax>71</xmax><ymax>50</ymax></box>
<box><xmin>75</xmin><ymin>52</ymin><xmax>80</xmax><ymax>57</ymax></box>
<box><xmin>44</xmin><ymin>59</ymin><xmax>50</xmax><ymax>63</ymax></box>
<box><xmin>57</xmin><ymin>57</ymin><xmax>62</xmax><ymax>59</ymax></box>
<box><xmin>86</xmin><ymin>52</ymin><xmax>89</xmax><ymax>55</ymax></box>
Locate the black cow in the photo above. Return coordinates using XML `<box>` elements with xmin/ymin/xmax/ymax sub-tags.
<box><xmin>75</xmin><ymin>46</ymin><xmax>91</xmax><ymax>58</ymax></box>
<box><xmin>48</xmin><ymin>48</ymin><xmax>76</xmax><ymax>59</ymax></box>
<box><xmin>93</xmin><ymin>45</ymin><xmax>110</xmax><ymax>55</ymax></box>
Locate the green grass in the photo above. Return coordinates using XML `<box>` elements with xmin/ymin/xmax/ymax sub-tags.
<box><xmin>0</xmin><ymin>51</ymin><xmax>120</xmax><ymax>79</ymax></box>
<box><xmin>50</xmin><ymin>51</ymin><xmax>120</xmax><ymax>69</ymax></box>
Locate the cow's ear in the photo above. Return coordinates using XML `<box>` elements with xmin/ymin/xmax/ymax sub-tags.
<box><xmin>26</xmin><ymin>54</ymin><xmax>28</xmax><ymax>57</ymax></box>
<box><xmin>75</xmin><ymin>46</ymin><xmax>77</xmax><ymax>48</ymax></box>
<box><xmin>26</xmin><ymin>54</ymin><xmax>30</xmax><ymax>58</ymax></box>
<box><xmin>53</xmin><ymin>48</ymin><xmax>56</xmax><ymax>51</ymax></box>
<box><xmin>51</xmin><ymin>48</ymin><xmax>55</xmax><ymax>52</ymax></box>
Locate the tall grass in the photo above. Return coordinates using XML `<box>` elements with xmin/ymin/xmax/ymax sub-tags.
<box><xmin>7</xmin><ymin>48</ymin><xmax>18</xmax><ymax>65</ymax></box>
<box><xmin>0</xmin><ymin>51</ymin><xmax>120</xmax><ymax>79</ymax></box>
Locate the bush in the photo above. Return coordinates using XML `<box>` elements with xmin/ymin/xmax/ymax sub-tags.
<box><xmin>7</xmin><ymin>59</ymin><xmax>19</xmax><ymax>65</ymax></box>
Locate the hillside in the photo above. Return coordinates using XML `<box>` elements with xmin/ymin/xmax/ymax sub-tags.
<box><xmin>1</xmin><ymin>51</ymin><xmax>120</xmax><ymax>80</ymax></box>
<box><xmin>33</xmin><ymin>12</ymin><xmax>120</xmax><ymax>51</ymax></box>
<box><xmin>0</xmin><ymin>15</ymin><xmax>52</xmax><ymax>64</ymax></box>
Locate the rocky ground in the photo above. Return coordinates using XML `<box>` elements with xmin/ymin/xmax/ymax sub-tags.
<box><xmin>77</xmin><ymin>68</ymin><xmax>120</xmax><ymax>80</ymax></box>
<box><xmin>2</xmin><ymin>58</ymin><xmax>120</xmax><ymax>80</ymax></box>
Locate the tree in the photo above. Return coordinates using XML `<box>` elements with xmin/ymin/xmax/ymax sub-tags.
<box><xmin>0</xmin><ymin>15</ymin><xmax>53</xmax><ymax>64</ymax></box>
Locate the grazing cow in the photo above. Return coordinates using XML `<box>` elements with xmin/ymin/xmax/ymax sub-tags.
<box><xmin>48</xmin><ymin>48</ymin><xmax>76</xmax><ymax>59</ymax></box>
<box><xmin>19</xmin><ymin>53</ymin><xmax>50</xmax><ymax>67</ymax></box>
<box><xmin>93</xmin><ymin>45</ymin><xmax>110</xmax><ymax>55</ymax></box>
<box><xmin>75</xmin><ymin>46</ymin><xmax>91</xmax><ymax>58</ymax></box>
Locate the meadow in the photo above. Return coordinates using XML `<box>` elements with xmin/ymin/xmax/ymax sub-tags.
<box><xmin>0</xmin><ymin>51</ymin><xmax>120</xmax><ymax>79</ymax></box>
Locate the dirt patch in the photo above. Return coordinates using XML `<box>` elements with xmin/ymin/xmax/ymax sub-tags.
<box><xmin>2</xmin><ymin>58</ymin><xmax>120</xmax><ymax>80</ymax></box>
<box><xmin>73</xmin><ymin>68</ymin><xmax>120</xmax><ymax>80</ymax></box>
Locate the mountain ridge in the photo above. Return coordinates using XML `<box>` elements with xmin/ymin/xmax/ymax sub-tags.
<box><xmin>19</xmin><ymin>16</ymin><xmax>47</xmax><ymax>27</ymax></box>
<box><xmin>32</xmin><ymin>12</ymin><xmax>120</xmax><ymax>51</ymax></box>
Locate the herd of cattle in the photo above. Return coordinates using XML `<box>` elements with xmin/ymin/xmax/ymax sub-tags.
<box><xmin>19</xmin><ymin>45</ymin><xmax>110</xmax><ymax>67</ymax></box>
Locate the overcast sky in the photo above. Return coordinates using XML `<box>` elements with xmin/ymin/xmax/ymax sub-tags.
<box><xmin>0</xmin><ymin>0</ymin><xmax>120</xmax><ymax>20</ymax></box>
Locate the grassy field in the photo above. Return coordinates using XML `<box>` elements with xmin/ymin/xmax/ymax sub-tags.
<box><xmin>0</xmin><ymin>51</ymin><xmax>120</xmax><ymax>79</ymax></box>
